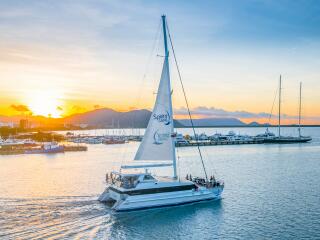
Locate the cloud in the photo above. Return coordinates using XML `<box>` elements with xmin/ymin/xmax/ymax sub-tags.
<box><xmin>93</xmin><ymin>104</ymin><xmax>103</xmax><ymax>109</ymax></box>
<box><xmin>10</xmin><ymin>104</ymin><xmax>30</xmax><ymax>112</ymax></box>
<box><xmin>175</xmin><ymin>106</ymin><xmax>272</xmax><ymax>119</ymax></box>
<box><xmin>175</xmin><ymin>106</ymin><xmax>320</xmax><ymax>121</ymax></box>
<box><xmin>72</xmin><ymin>105</ymin><xmax>86</xmax><ymax>112</ymax></box>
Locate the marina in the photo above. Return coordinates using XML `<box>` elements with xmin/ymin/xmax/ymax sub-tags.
<box><xmin>0</xmin><ymin>141</ymin><xmax>87</xmax><ymax>155</ymax></box>
<box><xmin>0</xmin><ymin>127</ymin><xmax>312</xmax><ymax>155</ymax></box>
<box><xmin>176</xmin><ymin>138</ymin><xmax>264</xmax><ymax>147</ymax></box>
<box><xmin>65</xmin><ymin>129</ymin><xmax>311</xmax><ymax>147</ymax></box>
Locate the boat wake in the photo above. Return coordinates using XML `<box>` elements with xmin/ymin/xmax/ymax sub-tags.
<box><xmin>0</xmin><ymin>196</ymin><xmax>114</xmax><ymax>239</ymax></box>
<box><xmin>0</xmin><ymin>195</ymin><xmax>224</xmax><ymax>239</ymax></box>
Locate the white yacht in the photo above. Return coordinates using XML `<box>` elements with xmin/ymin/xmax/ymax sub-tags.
<box><xmin>98</xmin><ymin>15</ymin><xmax>224</xmax><ymax>212</ymax></box>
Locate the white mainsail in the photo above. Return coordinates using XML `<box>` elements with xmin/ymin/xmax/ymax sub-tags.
<box><xmin>134</xmin><ymin>57</ymin><xmax>176</xmax><ymax>163</ymax></box>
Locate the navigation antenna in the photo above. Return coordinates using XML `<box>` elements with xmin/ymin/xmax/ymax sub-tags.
<box><xmin>166</xmin><ymin>20</ymin><xmax>209</xmax><ymax>182</ymax></box>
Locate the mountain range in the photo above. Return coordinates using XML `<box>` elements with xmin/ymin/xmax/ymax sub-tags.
<box><xmin>0</xmin><ymin>108</ymin><xmax>266</xmax><ymax>129</ymax></box>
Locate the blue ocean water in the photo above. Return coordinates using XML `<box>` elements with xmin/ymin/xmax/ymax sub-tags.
<box><xmin>0</xmin><ymin>127</ymin><xmax>319</xmax><ymax>239</ymax></box>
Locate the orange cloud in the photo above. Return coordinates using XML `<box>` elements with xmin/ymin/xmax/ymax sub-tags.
<box><xmin>72</xmin><ymin>105</ymin><xmax>86</xmax><ymax>113</ymax></box>
<box><xmin>10</xmin><ymin>104</ymin><xmax>30</xmax><ymax>112</ymax></box>
<box><xmin>93</xmin><ymin>104</ymin><xmax>103</xmax><ymax>109</ymax></box>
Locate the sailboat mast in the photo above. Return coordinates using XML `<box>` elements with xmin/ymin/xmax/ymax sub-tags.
<box><xmin>162</xmin><ymin>15</ymin><xmax>177</xmax><ymax>179</ymax></box>
<box><xmin>298</xmin><ymin>82</ymin><xmax>302</xmax><ymax>138</ymax></box>
<box><xmin>162</xmin><ymin>15</ymin><xmax>169</xmax><ymax>58</ymax></box>
<box><xmin>278</xmin><ymin>75</ymin><xmax>282</xmax><ymax>138</ymax></box>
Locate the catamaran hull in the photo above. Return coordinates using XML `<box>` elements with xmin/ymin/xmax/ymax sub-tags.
<box><xmin>99</xmin><ymin>187</ymin><xmax>223</xmax><ymax>212</ymax></box>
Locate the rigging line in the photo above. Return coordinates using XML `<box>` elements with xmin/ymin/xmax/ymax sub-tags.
<box><xmin>202</xmin><ymin>143</ymin><xmax>217</xmax><ymax>177</ymax></box>
<box><xmin>120</xmin><ymin>20</ymin><xmax>161</xmax><ymax>167</ymax></box>
<box><xmin>298</xmin><ymin>83</ymin><xmax>303</xmax><ymax>128</ymax></box>
<box><xmin>132</xmin><ymin>19</ymin><xmax>162</xmax><ymax>131</ymax></box>
<box><xmin>267</xmin><ymin>86</ymin><xmax>278</xmax><ymax>127</ymax></box>
<box><xmin>166</xmin><ymin>21</ymin><xmax>209</xmax><ymax>182</ymax></box>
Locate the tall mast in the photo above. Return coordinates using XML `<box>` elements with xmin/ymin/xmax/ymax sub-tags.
<box><xmin>278</xmin><ymin>75</ymin><xmax>282</xmax><ymax>138</ymax></box>
<box><xmin>298</xmin><ymin>82</ymin><xmax>302</xmax><ymax>138</ymax></box>
<box><xmin>162</xmin><ymin>15</ymin><xmax>177</xmax><ymax>179</ymax></box>
<box><xmin>162</xmin><ymin>15</ymin><xmax>169</xmax><ymax>58</ymax></box>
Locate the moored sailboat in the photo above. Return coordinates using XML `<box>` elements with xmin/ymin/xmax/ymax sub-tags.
<box><xmin>264</xmin><ymin>77</ymin><xmax>312</xmax><ymax>143</ymax></box>
<box><xmin>98</xmin><ymin>15</ymin><xmax>224</xmax><ymax>212</ymax></box>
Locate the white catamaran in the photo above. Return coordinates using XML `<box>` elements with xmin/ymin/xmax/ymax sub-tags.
<box><xmin>98</xmin><ymin>15</ymin><xmax>224</xmax><ymax>212</ymax></box>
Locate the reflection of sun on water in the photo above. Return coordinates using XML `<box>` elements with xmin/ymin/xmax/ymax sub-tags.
<box><xmin>26</xmin><ymin>91</ymin><xmax>63</xmax><ymax>118</ymax></box>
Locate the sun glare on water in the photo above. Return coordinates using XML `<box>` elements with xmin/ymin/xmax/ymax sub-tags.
<box><xmin>26</xmin><ymin>91</ymin><xmax>63</xmax><ymax>118</ymax></box>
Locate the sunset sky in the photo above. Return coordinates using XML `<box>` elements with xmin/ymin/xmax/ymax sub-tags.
<box><xmin>0</xmin><ymin>0</ymin><xmax>319</xmax><ymax>124</ymax></box>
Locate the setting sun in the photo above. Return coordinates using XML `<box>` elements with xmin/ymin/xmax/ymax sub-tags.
<box><xmin>25</xmin><ymin>91</ymin><xmax>63</xmax><ymax>118</ymax></box>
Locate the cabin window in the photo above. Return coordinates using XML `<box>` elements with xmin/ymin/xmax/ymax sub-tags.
<box><xmin>143</xmin><ymin>175</ymin><xmax>154</xmax><ymax>181</ymax></box>
<box><xmin>120</xmin><ymin>176</ymin><xmax>139</xmax><ymax>189</ymax></box>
